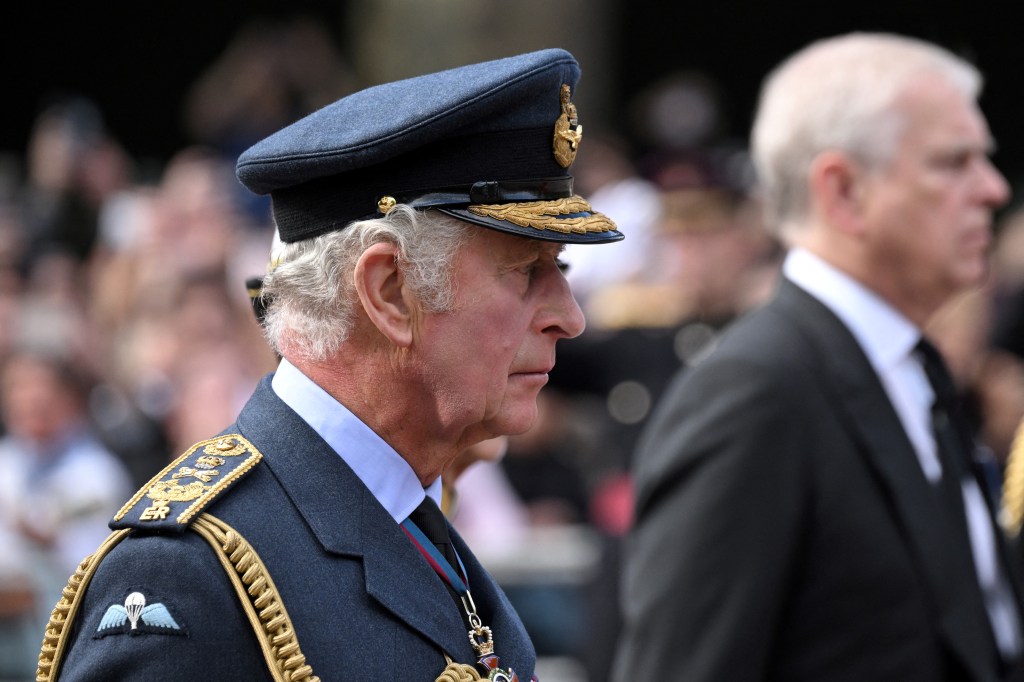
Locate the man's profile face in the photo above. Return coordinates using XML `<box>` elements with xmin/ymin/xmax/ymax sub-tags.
<box><xmin>858</xmin><ymin>73</ymin><xmax>1009</xmax><ymax>314</ymax></box>
<box><xmin>409</xmin><ymin>227</ymin><xmax>585</xmax><ymax>444</ymax></box>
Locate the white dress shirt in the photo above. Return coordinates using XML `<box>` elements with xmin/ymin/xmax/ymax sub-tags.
<box><xmin>271</xmin><ymin>358</ymin><xmax>441</xmax><ymax>523</ymax></box>
<box><xmin>785</xmin><ymin>247</ymin><xmax>1021</xmax><ymax>657</ymax></box>
<box><xmin>784</xmin><ymin>249</ymin><xmax>939</xmax><ymax>480</ymax></box>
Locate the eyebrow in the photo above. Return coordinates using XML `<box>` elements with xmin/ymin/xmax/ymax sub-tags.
<box><xmin>500</xmin><ymin>239</ymin><xmax>564</xmax><ymax>263</ymax></box>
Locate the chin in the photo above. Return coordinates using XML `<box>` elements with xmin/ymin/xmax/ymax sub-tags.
<box><xmin>956</xmin><ymin>262</ymin><xmax>989</xmax><ymax>288</ymax></box>
<box><xmin>486</xmin><ymin>408</ymin><xmax>539</xmax><ymax>437</ymax></box>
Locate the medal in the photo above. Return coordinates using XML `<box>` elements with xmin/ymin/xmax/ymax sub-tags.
<box><xmin>402</xmin><ymin>516</ymin><xmax>521</xmax><ymax>682</ymax></box>
<box><xmin>462</xmin><ymin>592</ymin><xmax>518</xmax><ymax>682</ymax></box>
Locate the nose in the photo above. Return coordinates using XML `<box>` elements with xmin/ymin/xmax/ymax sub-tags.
<box><xmin>978</xmin><ymin>157</ymin><xmax>1010</xmax><ymax>208</ymax></box>
<box><xmin>541</xmin><ymin>269</ymin><xmax>586</xmax><ymax>340</ymax></box>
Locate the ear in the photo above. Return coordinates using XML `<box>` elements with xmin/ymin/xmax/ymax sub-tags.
<box><xmin>809</xmin><ymin>150</ymin><xmax>868</xmax><ymax>236</ymax></box>
<box><xmin>354</xmin><ymin>242</ymin><xmax>415</xmax><ymax>347</ymax></box>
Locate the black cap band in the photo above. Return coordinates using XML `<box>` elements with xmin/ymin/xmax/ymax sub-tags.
<box><xmin>271</xmin><ymin>128</ymin><xmax>568</xmax><ymax>242</ymax></box>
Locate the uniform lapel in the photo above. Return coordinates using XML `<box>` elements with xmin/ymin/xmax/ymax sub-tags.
<box><xmin>775</xmin><ymin>280</ymin><xmax>1000</xmax><ymax>681</ymax></box>
<box><xmin>235</xmin><ymin>377</ymin><xmax>477</xmax><ymax>663</ymax></box>
<box><xmin>360</xmin><ymin>504</ymin><xmax>474</xmax><ymax>661</ymax></box>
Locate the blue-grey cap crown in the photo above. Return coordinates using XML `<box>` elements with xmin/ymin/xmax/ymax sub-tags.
<box><xmin>236</xmin><ymin>48</ymin><xmax>579</xmax><ymax>196</ymax></box>
<box><xmin>235</xmin><ymin>48</ymin><xmax>621</xmax><ymax>245</ymax></box>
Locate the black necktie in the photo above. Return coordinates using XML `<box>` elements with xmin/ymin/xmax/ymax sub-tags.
<box><xmin>918</xmin><ymin>338</ymin><xmax>1004</xmax><ymax>504</ymax></box>
<box><xmin>917</xmin><ymin>339</ymin><xmax>1006</xmax><ymax>506</ymax></box>
<box><xmin>915</xmin><ymin>336</ymin><xmax>981</xmax><ymax>551</ymax></box>
<box><xmin>408</xmin><ymin>496</ymin><xmax>461</xmax><ymax>571</ymax></box>
<box><xmin>916</xmin><ymin>337</ymin><xmax>975</xmax><ymax>484</ymax></box>
<box><xmin>917</xmin><ymin>337</ymin><xmax>1024</xmax><ymax>660</ymax></box>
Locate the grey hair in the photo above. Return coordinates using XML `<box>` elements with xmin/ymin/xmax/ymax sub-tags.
<box><xmin>750</xmin><ymin>32</ymin><xmax>981</xmax><ymax>234</ymax></box>
<box><xmin>261</xmin><ymin>205</ymin><xmax>473</xmax><ymax>361</ymax></box>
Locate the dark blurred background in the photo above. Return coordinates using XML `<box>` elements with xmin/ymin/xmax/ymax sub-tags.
<box><xmin>2</xmin><ymin>1</ymin><xmax>1022</xmax><ymax>183</ymax></box>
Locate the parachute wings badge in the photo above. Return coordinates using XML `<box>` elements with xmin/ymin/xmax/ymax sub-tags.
<box><xmin>95</xmin><ymin>592</ymin><xmax>185</xmax><ymax>637</ymax></box>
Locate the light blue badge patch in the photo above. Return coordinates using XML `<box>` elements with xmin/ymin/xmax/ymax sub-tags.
<box><xmin>94</xmin><ymin>591</ymin><xmax>186</xmax><ymax>638</ymax></box>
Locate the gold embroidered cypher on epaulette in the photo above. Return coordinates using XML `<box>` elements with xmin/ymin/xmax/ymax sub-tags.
<box><xmin>113</xmin><ymin>435</ymin><xmax>262</xmax><ymax>528</ymax></box>
<box><xmin>37</xmin><ymin>514</ymin><xmax>319</xmax><ymax>682</ymax></box>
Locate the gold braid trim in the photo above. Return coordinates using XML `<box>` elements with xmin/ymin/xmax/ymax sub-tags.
<box><xmin>467</xmin><ymin>195</ymin><xmax>617</xmax><ymax>235</ymax></box>
<box><xmin>191</xmin><ymin>514</ymin><xmax>319</xmax><ymax>682</ymax></box>
<box><xmin>1002</xmin><ymin>418</ymin><xmax>1024</xmax><ymax>536</ymax></box>
<box><xmin>436</xmin><ymin>655</ymin><xmax>483</xmax><ymax>682</ymax></box>
<box><xmin>36</xmin><ymin>529</ymin><xmax>132</xmax><ymax>682</ymax></box>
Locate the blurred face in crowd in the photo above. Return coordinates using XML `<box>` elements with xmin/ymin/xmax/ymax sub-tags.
<box><xmin>0</xmin><ymin>354</ymin><xmax>81</xmax><ymax>444</ymax></box>
<box><xmin>856</xmin><ymin>72</ymin><xmax>1009</xmax><ymax>321</ymax></box>
<box><xmin>411</xmin><ymin>227</ymin><xmax>585</xmax><ymax>443</ymax></box>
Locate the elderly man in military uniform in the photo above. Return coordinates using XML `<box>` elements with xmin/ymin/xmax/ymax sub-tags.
<box><xmin>38</xmin><ymin>48</ymin><xmax>621</xmax><ymax>681</ymax></box>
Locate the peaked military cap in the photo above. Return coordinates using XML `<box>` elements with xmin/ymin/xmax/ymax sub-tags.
<box><xmin>236</xmin><ymin>48</ymin><xmax>621</xmax><ymax>244</ymax></box>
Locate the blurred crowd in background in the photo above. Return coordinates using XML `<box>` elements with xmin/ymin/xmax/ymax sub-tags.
<box><xmin>5</xmin><ymin>15</ymin><xmax>1024</xmax><ymax>682</ymax></box>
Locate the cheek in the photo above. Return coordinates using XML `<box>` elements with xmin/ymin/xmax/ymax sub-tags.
<box><xmin>474</xmin><ymin>333</ymin><xmax>520</xmax><ymax>386</ymax></box>
<box><xmin>872</xmin><ymin>183</ymin><xmax>944</xmax><ymax>247</ymax></box>
<box><xmin>452</xmin><ymin>315</ymin><xmax>517</xmax><ymax>378</ymax></box>
<box><xmin>475</xmin><ymin>296</ymin><xmax>529</xmax><ymax>344</ymax></box>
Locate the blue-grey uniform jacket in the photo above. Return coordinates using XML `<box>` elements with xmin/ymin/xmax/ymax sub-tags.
<box><xmin>43</xmin><ymin>375</ymin><xmax>536</xmax><ymax>680</ymax></box>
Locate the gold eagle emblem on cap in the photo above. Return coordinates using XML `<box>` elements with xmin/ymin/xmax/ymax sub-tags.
<box><xmin>553</xmin><ymin>84</ymin><xmax>582</xmax><ymax>168</ymax></box>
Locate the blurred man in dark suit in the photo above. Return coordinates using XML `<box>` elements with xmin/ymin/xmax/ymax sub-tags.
<box><xmin>615</xmin><ymin>32</ymin><xmax>1024</xmax><ymax>682</ymax></box>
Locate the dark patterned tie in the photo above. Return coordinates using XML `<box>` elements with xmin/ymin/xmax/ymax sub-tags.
<box><xmin>408</xmin><ymin>496</ymin><xmax>460</xmax><ymax>571</ymax></box>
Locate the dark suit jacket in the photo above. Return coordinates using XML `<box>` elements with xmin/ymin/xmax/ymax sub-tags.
<box><xmin>613</xmin><ymin>278</ymin><xmax>1023</xmax><ymax>682</ymax></box>
<box><xmin>55</xmin><ymin>375</ymin><xmax>536</xmax><ymax>680</ymax></box>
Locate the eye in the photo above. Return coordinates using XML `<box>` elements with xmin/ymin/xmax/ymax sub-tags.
<box><xmin>510</xmin><ymin>249</ymin><xmax>568</xmax><ymax>281</ymax></box>
<box><xmin>520</xmin><ymin>257</ymin><xmax>569</xmax><ymax>278</ymax></box>
<box><xmin>931</xmin><ymin>148</ymin><xmax>977</xmax><ymax>173</ymax></box>
<box><xmin>943</xmin><ymin>152</ymin><xmax>971</xmax><ymax>169</ymax></box>
<box><xmin>517</xmin><ymin>261</ymin><xmax>539</xmax><ymax>277</ymax></box>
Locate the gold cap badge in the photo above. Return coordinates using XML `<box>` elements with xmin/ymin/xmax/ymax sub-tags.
<box><xmin>553</xmin><ymin>84</ymin><xmax>582</xmax><ymax>168</ymax></box>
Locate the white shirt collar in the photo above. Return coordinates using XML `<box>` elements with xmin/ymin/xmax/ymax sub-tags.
<box><xmin>271</xmin><ymin>357</ymin><xmax>440</xmax><ymax>522</ymax></box>
<box><xmin>783</xmin><ymin>248</ymin><xmax>921</xmax><ymax>374</ymax></box>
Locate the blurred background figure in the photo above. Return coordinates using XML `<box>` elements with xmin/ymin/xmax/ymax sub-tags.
<box><xmin>19</xmin><ymin>97</ymin><xmax>104</xmax><ymax>271</ymax></box>
<box><xmin>184</xmin><ymin>16</ymin><xmax>356</xmax><ymax>162</ymax></box>
<box><xmin>925</xmin><ymin>285</ymin><xmax>1024</xmax><ymax>507</ymax></box>
<box><xmin>981</xmin><ymin>201</ymin><xmax>1024</xmax><ymax>540</ymax></box>
<box><xmin>445</xmin><ymin>436</ymin><xmax>526</xmax><ymax>550</ymax></box>
<box><xmin>183</xmin><ymin>16</ymin><xmax>357</xmax><ymax>226</ymax></box>
<box><xmin>616</xmin><ymin>32</ymin><xmax>1023</xmax><ymax>682</ymax></box>
<box><xmin>560</xmin><ymin>134</ymin><xmax>662</xmax><ymax>316</ymax></box>
<box><xmin>0</xmin><ymin>348</ymin><xmax>133</xmax><ymax>680</ymax></box>
<box><xmin>86</xmin><ymin>145</ymin><xmax>278</xmax><ymax>483</ymax></box>
<box><xmin>988</xmin><ymin>201</ymin><xmax>1024</xmax><ymax>401</ymax></box>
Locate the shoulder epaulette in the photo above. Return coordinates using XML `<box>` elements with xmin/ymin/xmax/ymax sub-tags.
<box><xmin>111</xmin><ymin>435</ymin><xmax>262</xmax><ymax>532</ymax></box>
